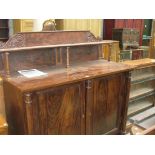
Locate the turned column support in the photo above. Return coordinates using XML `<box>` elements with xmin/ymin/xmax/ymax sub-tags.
<box><xmin>24</xmin><ymin>93</ymin><xmax>33</xmax><ymax>134</ymax></box>
<box><xmin>24</xmin><ymin>93</ymin><xmax>32</xmax><ymax>105</ymax></box>
<box><xmin>98</xmin><ymin>44</ymin><xmax>104</xmax><ymax>60</ymax></box>
<box><xmin>4</xmin><ymin>52</ymin><xmax>10</xmax><ymax>78</ymax></box>
<box><xmin>108</xmin><ymin>43</ymin><xmax>112</xmax><ymax>61</ymax></box>
<box><xmin>66</xmin><ymin>46</ymin><xmax>70</xmax><ymax>68</ymax></box>
<box><xmin>55</xmin><ymin>47</ymin><xmax>62</xmax><ymax>65</ymax></box>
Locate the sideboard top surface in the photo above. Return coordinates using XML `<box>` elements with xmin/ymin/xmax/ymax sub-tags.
<box><xmin>4</xmin><ymin>60</ymin><xmax>132</xmax><ymax>92</ymax></box>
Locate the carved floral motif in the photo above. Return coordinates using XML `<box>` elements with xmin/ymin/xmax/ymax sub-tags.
<box><xmin>3</xmin><ymin>33</ymin><xmax>25</xmax><ymax>49</ymax></box>
<box><xmin>87</xmin><ymin>32</ymin><xmax>98</xmax><ymax>42</ymax></box>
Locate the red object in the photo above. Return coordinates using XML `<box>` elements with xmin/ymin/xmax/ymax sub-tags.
<box><xmin>115</xmin><ymin>19</ymin><xmax>125</xmax><ymax>28</ymax></box>
<box><xmin>125</xmin><ymin>19</ymin><xmax>134</xmax><ymax>28</ymax></box>
<box><xmin>103</xmin><ymin>19</ymin><xmax>144</xmax><ymax>45</ymax></box>
<box><xmin>132</xmin><ymin>49</ymin><xmax>143</xmax><ymax>60</ymax></box>
<box><xmin>103</xmin><ymin>19</ymin><xmax>115</xmax><ymax>40</ymax></box>
<box><xmin>133</xmin><ymin>20</ymin><xmax>144</xmax><ymax>46</ymax></box>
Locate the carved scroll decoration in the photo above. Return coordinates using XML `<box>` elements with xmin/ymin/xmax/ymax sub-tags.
<box><xmin>0</xmin><ymin>42</ymin><xmax>5</xmax><ymax>49</ymax></box>
<box><xmin>3</xmin><ymin>33</ymin><xmax>25</xmax><ymax>49</ymax></box>
<box><xmin>87</xmin><ymin>32</ymin><xmax>98</xmax><ymax>42</ymax></box>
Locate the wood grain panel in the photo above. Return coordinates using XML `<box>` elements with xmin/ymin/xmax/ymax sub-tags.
<box><xmin>5</xmin><ymin>60</ymin><xmax>131</xmax><ymax>92</ymax></box>
<box><xmin>37</xmin><ymin>92</ymin><xmax>48</xmax><ymax>134</ymax></box>
<box><xmin>3</xmin><ymin>80</ymin><xmax>27</xmax><ymax>134</ymax></box>
<box><xmin>63</xmin><ymin>19</ymin><xmax>103</xmax><ymax>38</ymax></box>
<box><xmin>46</xmin><ymin>82</ymin><xmax>85</xmax><ymax>135</ymax></box>
<box><xmin>86</xmin><ymin>80</ymin><xmax>93</xmax><ymax>134</ymax></box>
<box><xmin>92</xmin><ymin>74</ymin><xmax>123</xmax><ymax>134</ymax></box>
<box><xmin>9</xmin><ymin>49</ymin><xmax>56</xmax><ymax>72</ymax></box>
<box><xmin>69</xmin><ymin>46</ymin><xmax>98</xmax><ymax>64</ymax></box>
<box><xmin>29</xmin><ymin>82</ymin><xmax>86</xmax><ymax>135</ymax></box>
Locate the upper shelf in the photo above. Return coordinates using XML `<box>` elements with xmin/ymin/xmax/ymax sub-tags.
<box><xmin>0</xmin><ymin>31</ymin><xmax>118</xmax><ymax>52</ymax></box>
<box><xmin>0</xmin><ymin>40</ymin><xmax>119</xmax><ymax>53</ymax></box>
<box><xmin>0</xmin><ymin>31</ymin><xmax>130</xmax><ymax>79</ymax></box>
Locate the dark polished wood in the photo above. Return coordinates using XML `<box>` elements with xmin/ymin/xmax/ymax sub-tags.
<box><xmin>1</xmin><ymin>31</ymin><xmax>132</xmax><ymax>135</ymax></box>
<box><xmin>24</xmin><ymin>82</ymin><xmax>86</xmax><ymax>135</ymax></box>
<box><xmin>3</xmin><ymin>60</ymin><xmax>132</xmax><ymax>92</ymax></box>
<box><xmin>0</xmin><ymin>31</ymin><xmax>118</xmax><ymax>75</ymax></box>
<box><xmin>89</xmin><ymin>73</ymin><xmax>130</xmax><ymax>135</ymax></box>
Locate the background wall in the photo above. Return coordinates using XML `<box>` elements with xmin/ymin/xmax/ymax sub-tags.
<box><xmin>56</xmin><ymin>19</ymin><xmax>103</xmax><ymax>38</ymax></box>
<box><xmin>33</xmin><ymin>19</ymin><xmax>48</xmax><ymax>31</ymax></box>
<box><xmin>26</xmin><ymin>19</ymin><xmax>103</xmax><ymax>38</ymax></box>
<box><xmin>11</xmin><ymin>19</ymin><xmax>103</xmax><ymax>38</ymax></box>
<box><xmin>13</xmin><ymin>19</ymin><xmax>33</xmax><ymax>33</ymax></box>
<box><xmin>8</xmin><ymin>19</ymin><xmax>14</xmax><ymax>36</ymax></box>
<box><xmin>103</xmin><ymin>19</ymin><xmax>144</xmax><ymax>45</ymax></box>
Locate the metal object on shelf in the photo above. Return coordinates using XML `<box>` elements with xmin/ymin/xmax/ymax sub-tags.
<box><xmin>42</xmin><ymin>19</ymin><xmax>56</xmax><ymax>31</ymax></box>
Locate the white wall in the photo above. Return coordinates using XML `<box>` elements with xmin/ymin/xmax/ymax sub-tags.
<box><xmin>8</xmin><ymin>19</ymin><xmax>14</xmax><ymax>36</ymax></box>
<box><xmin>32</xmin><ymin>19</ymin><xmax>48</xmax><ymax>31</ymax></box>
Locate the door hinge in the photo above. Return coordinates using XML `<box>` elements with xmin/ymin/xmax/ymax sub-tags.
<box><xmin>24</xmin><ymin>93</ymin><xmax>32</xmax><ymax>105</ymax></box>
<box><xmin>86</xmin><ymin>80</ymin><xmax>92</xmax><ymax>89</ymax></box>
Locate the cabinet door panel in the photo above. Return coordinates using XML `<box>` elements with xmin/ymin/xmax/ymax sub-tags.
<box><xmin>92</xmin><ymin>74</ymin><xmax>125</xmax><ymax>134</ymax></box>
<box><xmin>46</xmin><ymin>83</ymin><xmax>85</xmax><ymax>135</ymax></box>
<box><xmin>28</xmin><ymin>82</ymin><xmax>85</xmax><ymax>135</ymax></box>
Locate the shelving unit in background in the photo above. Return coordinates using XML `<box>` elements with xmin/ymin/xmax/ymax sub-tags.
<box><xmin>122</xmin><ymin>58</ymin><xmax>155</xmax><ymax>130</ymax></box>
<box><xmin>102</xmin><ymin>41</ymin><xmax>120</xmax><ymax>62</ymax></box>
<box><xmin>0</xmin><ymin>19</ymin><xmax>9</xmax><ymax>42</ymax></box>
<box><xmin>13</xmin><ymin>19</ymin><xmax>33</xmax><ymax>33</ymax></box>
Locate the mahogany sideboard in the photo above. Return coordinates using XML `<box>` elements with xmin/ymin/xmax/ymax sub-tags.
<box><xmin>0</xmin><ymin>31</ymin><xmax>132</xmax><ymax>135</ymax></box>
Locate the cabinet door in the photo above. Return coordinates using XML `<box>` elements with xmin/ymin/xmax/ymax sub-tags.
<box><xmin>24</xmin><ymin>81</ymin><xmax>85</xmax><ymax>135</ymax></box>
<box><xmin>86</xmin><ymin>73</ymin><xmax>129</xmax><ymax>135</ymax></box>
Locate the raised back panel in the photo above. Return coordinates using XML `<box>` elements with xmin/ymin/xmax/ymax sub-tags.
<box><xmin>0</xmin><ymin>31</ymin><xmax>102</xmax><ymax>76</ymax></box>
<box><xmin>69</xmin><ymin>45</ymin><xmax>98</xmax><ymax>65</ymax></box>
<box><xmin>8</xmin><ymin>49</ymin><xmax>57</xmax><ymax>73</ymax></box>
<box><xmin>3</xmin><ymin>31</ymin><xmax>97</xmax><ymax>49</ymax></box>
<box><xmin>6</xmin><ymin>45</ymin><xmax>99</xmax><ymax>73</ymax></box>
